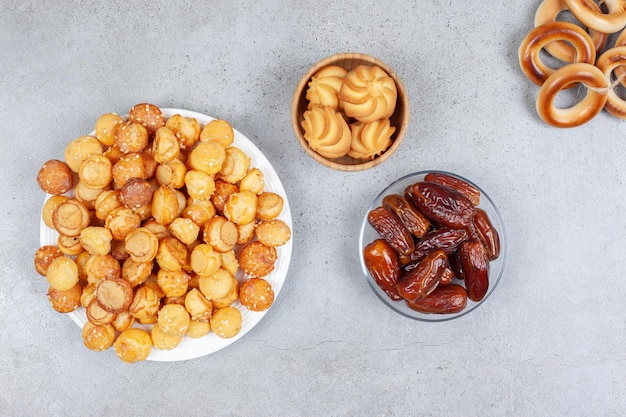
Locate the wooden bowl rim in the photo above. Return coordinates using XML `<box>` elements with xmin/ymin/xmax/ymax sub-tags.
<box><xmin>291</xmin><ymin>52</ymin><xmax>410</xmax><ymax>172</ymax></box>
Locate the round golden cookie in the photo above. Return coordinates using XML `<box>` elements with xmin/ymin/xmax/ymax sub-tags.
<box><xmin>111</xmin><ymin>310</ymin><xmax>135</xmax><ymax>332</ymax></box>
<box><xmin>188</xmin><ymin>141</ymin><xmax>226</xmax><ymax>175</ymax></box>
<box><xmin>165</xmin><ymin>113</ymin><xmax>201</xmax><ymax>150</ymax></box>
<box><xmin>211</xmin><ymin>280</ymin><xmax>239</xmax><ymax>308</ymax></box>
<box><xmin>300</xmin><ymin>105</ymin><xmax>352</xmax><ymax>159</ymax></box>
<box><xmin>128</xmin><ymin>103</ymin><xmax>165</xmax><ymax>136</ymax></box>
<box><xmin>95</xmin><ymin>277</ymin><xmax>133</xmax><ymax>313</ymax></box>
<box><xmin>218</xmin><ymin>146</ymin><xmax>250</xmax><ymax>184</ymax></box>
<box><xmin>255</xmin><ymin>219</ymin><xmax>291</xmax><ymax>247</ymax></box>
<box><xmin>203</xmin><ymin>215</ymin><xmax>238</xmax><ymax>253</ymax></box>
<box><xmin>156</xmin><ymin>236</ymin><xmax>189</xmax><ymax>272</ymax></box>
<box><xmin>157</xmin><ymin>269</ymin><xmax>190</xmax><ymax>298</ymax></box>
<box><xmin>37</xmin><ymin>159</ymin><xmax>74</xmax><ymax>195</ymax></box>
<box><xmin>95</xmin><ymin>113</ymin><xmax>124</xmax><ymax>147</ymax></box>
<box><xmin>42</xmin><ymin>195</ymin><xmax>70</xmax><ymax>229</ymax></box>
<box><xmin>239</xmin><ymin>167</ymin><xmax>265</xmax><ymax>195</ymax></box>
<box><xmin>119</xmin><ymin>177</ymin><xmax>153</xmax><ymax>209</ymax></box>
<box><xmin>190</xmin><ymin>243</ymin><xmax>222</xmax><ymax>277</ymax></box>
<box><xmin>200</xmin><ymin>119</ymin><xmax>235</xmax><ymax>148</ymax></box>
<box><xmin>121</xmin><ymin>257</ymin><xmax>153</xmax><ymax>287</ymax></box>
<box><xmin>64</xmin><ymin>135</ymin><xmax>104</xmax><ymax>173</ymax></box>
<box><xmin>348</xmin><ymin>118</ymin><xmax>395</xmax><ymax>160</ymax></box>
<box><xmin>156</xmin><ymin>159</ymin><xmax>187</xmax><ymax>189</ymax></box>
<box><xmin>210</xmin><ymin>306</ymin><xmax>242</xmax><ymax>338</ymax></box>
<box><xmin>184</xmin><ymin>170</ymin><xmax>216</xmax><ymax>200</ymax></box>
<box><xmin>256</xmin><ymin>191</ymin><xmax>284</xmax><ymax>221</ymax></box>
<box><xmin>82</xmin><ymin>321</ymin><xmax>116</xmax><ymax>352</ymax></box>
<box><xmin>157</xmin><ymin>303</ymin><xmax>191</xmax><ymax>337</ymax></box>
<box><xmin>78</xmin><ymin>154</ymin><xmax>113</xmax><ymax>190</ymax></box>
<box><xmin>306</xmin><ymin>65</ymin><xmax>348</xmax><ymax>110</ymax></box>
<box><xmin>111</xmin><ymin>152</ymin><xmax>147</xmax><ymax>188</ymax></box>
<box><xmin>129</xmin><ymin>284</ymin><xmax>161</xmax><ymax>322</ymax></box>
<box><xmin>86</xmin><ymin>298</ymin><xmax>115</xmax><ymax>325</ymax></box>
<box><xmin>211</xmin><ymin>179</ymin><xmax>239</xmax><ymax>215</ymax></box>
<box><xmin>52</xmin><ymin>198</ymin><xmax>91</xmax><ymax>237</ymax></box>
<box><xmin>220</xmin><ymin>250</ymin><xmax>239</xmax><ymax>275</ymax></box>
<box><xmin>238</xmin><ymin>241</ymin><xmax>277</xmax><ymax>277</ymax></box>
<box><xmin>236</xmin><ymin>221</ymin><xmax>256</xmax><ymax>245</ymax></box>
<box><xmin>168</xmin><ymin>217</ymin><xmax>200</xmax><ymax>245</ymax></box>
<box><xmin>124</xmin><ymin>227</ymin><xmax>159</xmax><ymax>263</ymax></box>
<box><xmin>151</xmin><ymin>323</ymin><xmax>183</xmax><ymax>351</ymax></box>
<box><xmin>223</xmin><ymin>190</ymin><xmax>257</xmax><ymax>225</ymax></box>
<box><xmin>339</xmin><ymin>65</ymin><xmax>398</xmax><ymax>123</ymax></box>
<box><xmin>182</xmin><ymin>198</ymin><xmax>216</xmax><ymax>228</ymax></box>
<box><xmin>57</xmin><ymin>235</ymin><xmax>83</xmax><ymax>256</ymax></box>
<box><xmin>47</xmin><ymin>282</ymin><xmax>83</xmax><ymax>313</ymax></box>
<box><xmin>105</xmin><ymin>207</ymin><xmax>141</xmax><ymax>241</ymax></box>
<box><xmin>239</xmin><ymin>277</ymin><xmax>275</xmax><ymax>311</ymax></box>
<box><xmin>184</xmin><ymin>288</ymin><xmax>213</xmax><ymax>322</ymax></box>
<box><xmin>186</xmin><ymin>319</ymin><xmax>211</xmax><ymax>338</ymax></box>
<box><xmin>94</xmin><ymin>189</ymin><xmax>122</xmax><ymax>221</ymax></box>
<box><xmin>198</xmin><ymin>268</ymin><xmax>237</xmax><ymax>301</ymax></box>
<box><xmin>114</xmin><ymin>328</ymin><xmax>153</xmax><ymax>363</ymax></box>
<box><xmin>79</xmin><ymin>226</ymin><xmax>113</xmax><ymax>256</ymax></box>
<box><xmin>114</xmin><ymin>122</ymin><xmax>149</xmax><ymax>154</ymax></box>
<box><xmin>34</xmin><ymin>245</ymin><xmax>64</xmax><ymax>276</ymax></box>
<box><xmin>46</xmin><ymin>254</ymin><xmax>79</xmax><ymax>291</ymax></box>
<box><xmin>84</xmin><ymin>254</ymin><xmax>121</xmax><ymax>285</ymax></box>
<box><xmin>74</xmin><ymin>181</ymin><xmax>107</xmax><ymax>210</ymax></box>
<box><xmin>151</xmin><ymin>186</ymin><xmax>180</xmax><ymax>226</ymax></box>
<box><xmin>152</xmin><ymin>126</ymin><xmax>180</xmax><ymax>163</ymax></box>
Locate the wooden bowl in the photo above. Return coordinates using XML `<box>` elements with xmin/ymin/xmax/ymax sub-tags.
<box><xmin>291</xmin><ymin>52</ymin><xmax>410</xmax><ymax>171</ymax></box>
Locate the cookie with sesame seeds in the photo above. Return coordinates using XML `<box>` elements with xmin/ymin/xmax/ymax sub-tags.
<box><xmin>128</xmin><ymin>103</ymin><xmax>165</xmax><ymax>136</ymax></box>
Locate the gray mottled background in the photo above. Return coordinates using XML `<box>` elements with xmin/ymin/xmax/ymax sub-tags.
<box><xmin>2</xmin><ymin>1</ymin><xmax>625</xmax><ymax>415</ymax></box>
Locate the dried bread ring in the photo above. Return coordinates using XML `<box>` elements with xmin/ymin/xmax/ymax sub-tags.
<box><xmin>595</xmin><ymin>46</ymin><xmax>626</xmax><ymax>119</ymax></box>
<box><xmin>563</xmin><ymin>0</ymin><xmax>626</xmax><ymax>34</ymax></box>
<box><xmin>534</xmin><ymin>0</ymin><xmax>607</xmax><ymax>62</ymax></box>
<box><xmin>519</xmin><ymin>21</ymin><xmax>596</xmax><ymax>87</ymax></box>
<box><xmin>536</xmin><ymin>62</ymin><xmax>608</xmax><ymax>127</ymax></box>
<box><xmin>52</xmin><ymin>198</ymin><xmax>90</xmax><ymax>237</ymax></box>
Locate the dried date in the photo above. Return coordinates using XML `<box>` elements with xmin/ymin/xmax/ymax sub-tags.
<box><xmin>405</xmin><ymin>284</ymin><xmax>468</xmax><ymax>314</ymax></box>
<box><xmin>471</xmin><ymin>208</ymin><xmax>500</xmax><ymax>261</ymax></box>
<box><xmin>405</xmin><ymin>227</ymin><xmax>469</xmax><ymax>268</ymax></box>
<box><xmin>459</xmin><ymin>240</ymin><xmax>489</xmax><ymax>302</ymax></box>
<box><xmin>363</xmin><ymin>239</ymin><xmax>402</xmax><ymax>301</ymax></box>
<box><xmin>407</xmin><ymin>181</ymin><xmax>475</xmax><ymax>229</ymax></box>
<box><xmin>396</xmin><ymin>249</ymin><xmax>447</xmax><ymax>301</ymax></box>
<box><xmin>382</xmin><ymin>194</ymin><xmax>430</xmax><ymax>238</ymax></box>
<box><xmin>424</xmin><ymin>172</ymin><xmax>480</xmax><ymax>206</ymax></box>
<box><xmin>367</xmin><ymin>206</ymin><xmax>415</xmax><ymax>256</ymax></box>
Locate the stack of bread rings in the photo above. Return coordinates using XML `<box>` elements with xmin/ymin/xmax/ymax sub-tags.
<box><xmin>519</xmin><ymin>0</ymin><xmax>626</xmax><ymax>127</ymax></box>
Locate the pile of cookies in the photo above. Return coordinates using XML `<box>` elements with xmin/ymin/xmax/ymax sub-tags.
<box><xmin>34</xmin><ymin>103</ymin><xmax>291</xmax><ymax>363</ymax></box>
<box><xmin>301</xmin><ymin>64</ymin><xmax>398</xmax><ymax>160</ymax></box>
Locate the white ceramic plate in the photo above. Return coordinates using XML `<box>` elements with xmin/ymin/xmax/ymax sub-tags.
<box><xmin>40</xmin><ymin>108</ymin><xmax>293</xmax><ymax>361</ymax></box>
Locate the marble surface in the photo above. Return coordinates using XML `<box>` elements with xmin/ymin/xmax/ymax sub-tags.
<box><xmin>2</xmin><ymin>1</ymin><xmax>625</xmax><ymax>415</ymax></box>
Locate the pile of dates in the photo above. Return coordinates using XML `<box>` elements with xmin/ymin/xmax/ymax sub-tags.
<box><xmin>364</xmin><ymin>172</ymin><xmax>500</xmax><ymax>314</ymax></box>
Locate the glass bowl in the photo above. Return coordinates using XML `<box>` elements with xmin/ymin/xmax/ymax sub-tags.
<box><xmin>358</xmin><ymin>170</ymin><xmax>507</xmax><ymax>321</ymax></box>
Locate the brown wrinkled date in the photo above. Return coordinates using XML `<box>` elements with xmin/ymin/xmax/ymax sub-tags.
<box><xmin>367</xmin><ymin>206</ymin><xmax>415</xmax><ymax>256</ymax></box>
<box><xmin>406</xmin><ymin>284</ymin><xmax>468</xmax><ymax>314</ymax></box>
<box><xmin>407</xmin><ymin>181</ymin><xmax>475</xmax><ymax>229</ymax></box>
<box><xmin>471</xmin><ymin>208</ymin><xmax>500</xmax><ymax>261</ymax></box>
<box><xmin>459</xmin><ymin>240</ymin><xmax>490</xmax><ymax>302</ymax></box>
<box><xmin>364</xmin><ymin>173</ymin><xmax>501</xmax><ymax>315</ymax></box>
<box><xmin>382</xmin><ymin>194</ymin><xmax>430</xmax><ymax>238</ymax></box>
<box><xmin>396</xmin><ymin>249</ymin><xmax>447</xmax><ymax>302</ymax></box>
<box><xmin>363</xmin><ymin>239</ymin><xmax>402</xmax><ymax>301</ymax></box>
<box><xmin>424</xmin><ymin>172</ymin><xmax>480</xmax><ymax>206</ymax></box>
